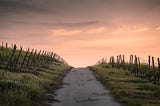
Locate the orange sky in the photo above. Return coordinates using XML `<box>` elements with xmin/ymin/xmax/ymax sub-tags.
<box><xmin>0</xmin><ymin>0</ymin><xmax>160</xmax><ymax>67</ymax></box>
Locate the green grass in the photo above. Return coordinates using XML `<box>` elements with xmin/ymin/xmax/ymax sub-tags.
<box><xmin>88</xmin><ymin>63</ymin><xmax>160</xmax><ymax>106</ymax></box>
<box><xmin>0</xmin><ymin>62</ymin><xmax>71</xmax><ymax>106</ymax></box>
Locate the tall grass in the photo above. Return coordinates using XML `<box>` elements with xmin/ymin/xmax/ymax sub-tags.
<box><xmin>0</xmin><ymin>62</ymin><xmax>71</xmax><ymax>106</ymax></box>
<box><xmin>89</xmin><ymin>63</ymin><xmax>160</xmax><ymax>106</ymax></box>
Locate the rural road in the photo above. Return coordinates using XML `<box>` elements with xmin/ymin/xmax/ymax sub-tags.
<box><xmin>46</xmin><ymin>68</ymin><xmax>121</xmax><ymax>106</ymax></box>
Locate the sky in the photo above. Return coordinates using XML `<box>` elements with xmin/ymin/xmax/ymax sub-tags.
<box><xmin>0</xmin><ymin>0</ymin><xmax>160</xmax><ymax>67</ymax></box>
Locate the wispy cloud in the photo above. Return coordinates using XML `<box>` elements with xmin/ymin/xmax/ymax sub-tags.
<box><xmin>85</xmin><ymin>27</ymin><xmax>106</xmax><ymax>34</ymax></box>
<box><xmin>8</xmin><ymin>20</ymin><xmax>99</xmax><ymax>28</ymax></box>
<box><xmin>114</xmin><ymin>24</ymin><xmax>150</xmax><ymax>33</ymax></box>
<box><xmin>51</xmin><ymin>26</ymin><xmax>108</xmax><ymax>36</ymax></box>
<box><xmin>52</xmin><ymin>29</ymin><xmax>82</xmax><ymax>36</ymax></box>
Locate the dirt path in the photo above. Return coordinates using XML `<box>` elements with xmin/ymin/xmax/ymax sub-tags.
<box><xmin>46</xmin><ymin>68</ymin><xmax>121</xmax><ymax>106</ymax></box>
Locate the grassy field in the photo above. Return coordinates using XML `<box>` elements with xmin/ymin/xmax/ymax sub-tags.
<box><xmin>0</xmin><ymin>61</ymin><xmax>71</xmax><ymax>106</ymax></box>
<box><xmin>88</xmin><ymin>63</ymin><xmax>160</xmax><ymax>106</ymax></box>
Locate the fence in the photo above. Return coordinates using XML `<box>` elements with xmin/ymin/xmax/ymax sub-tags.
<box><xmin>99</xmin><ymin>54</ymin><xmax>160</xmax><ymax>84</ymax></box>
<box><xmin>0</xmin><ymin>41</ymin><xmax>67</xmax><ymax>72</ymax></box>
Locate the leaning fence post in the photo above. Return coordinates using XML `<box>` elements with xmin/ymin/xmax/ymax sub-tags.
<box><xmin>6</xmin><ymin>44</ymin><xmax>17</xmax><ymax>70</ymax></box>
<box><xmin>42</xmin><ymin>51</ymin><xmax>47</xmax><ymax>64</ymax></box>
<box><xmin>25</xmin><ymin>49</ymin><xmax>34</xmax><ymax>68</ymax></box>
<box><xmin>37</xmin><ymin>50</ymin><xmax>44</xmax><ymax>66</ymax></box>
<box><xmin>50</xmin><ymin>52</ymin><xmax>54</xmax><ymax>62</ymax></box>
<box><xmin>20</xmin><ymin>48</ymin><xmax>30</xmax><ymax>70</ymax></box>
<box><xmin>13</xmin><ymin>47</ymin><xmax>22</xmax><ymax>71</ymax></box>
<box><xmin>35</xmin><ymin>50</ymin><xmax>41</xmax><ymax>66</ymax></box>
<box><xmin>30</xmin><ymin>50</ymin><xmax>37</xmax><ymax>67</ymax></box>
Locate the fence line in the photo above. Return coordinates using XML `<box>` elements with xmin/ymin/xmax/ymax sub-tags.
<box><xmin>0</xmin><ymin>41</ymin><xmax>67</xmax><ymax>72</ymax></box>
<box><xmin>98</xmin><ymin>54</ymin><xmax>160</xmax><ymax>84</ymax></box>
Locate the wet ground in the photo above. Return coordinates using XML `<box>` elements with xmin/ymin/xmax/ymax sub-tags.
<box><xmin>45</xmin><ymin>68</ymin><xmax>121</xmax><ymax>106</ymax></box>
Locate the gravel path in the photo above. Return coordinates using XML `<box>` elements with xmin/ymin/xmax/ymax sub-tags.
<box><xmin>46</xmin><ymin>68</ymin><xmax>121</xmax><ymax>106</ymax></box>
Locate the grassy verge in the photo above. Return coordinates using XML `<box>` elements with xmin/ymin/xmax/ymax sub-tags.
<box><xmin>88</xmin><ymin>63</ymin><xmax>160</xmax><ymax>106</ymax></box>
<box><xmin>0</xmin><ymin>62</ymin><xmax>71</xmax><ymax>106</ymax></box>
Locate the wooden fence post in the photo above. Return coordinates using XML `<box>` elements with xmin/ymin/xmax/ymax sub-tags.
<box><xmin>52</xmin><ymin>52</ymin><xmax>55</xmax><ymax>62</ymax></box>
<box><xmin>30</xmin><ymin>50</ymin><xmax>37</xmax><ymax>67</ymax></box>
<box><xmin>35</xmin><ymin>50</ymin><xmax>41</xmax><ymax>66</ymax></box>
<box><xmin>47</xmin><ymin>52</ymin><xmax>51</xmax><ymax>63</ymax></box>
<box><xmin>13</xmin><ymin>47</ymin><xmax>22</xmax><ymax>71</ymax></box>
<box><xmin>25</xmin><ymin>49</ymin><xmax>34</xmax><ymax>68</ymax></box>
<box><xmin>6</xmin><ymin>42</ymin><xmax>8</xmax><ymax>48</ymax></box>
<box><xmin>117</xmin><ymin>56</ymin><xmax>119</xmax><ymax>69</ymax></box>
<box><xmin>122</xmin><ymin>55</ymin><xmax>125</xmax><ymax>69</ymax></box>
<box><xmin>53</xmin><ymin>53</ymin><xmax>56</xmax><ymax>59</ymax></box>
<box><xmin>148</xmin><ymin>56</ymin><xmax>151</xmax><ymax>81</ymax></box>
<box><xmin>6</xmin><ymin>44</ymin><xmax>17</xmax><ymax>70</ymax></box>
<box><xmin>134</xmin><ymin>55</ymin><xmax>138</xmax><ymax>77</ymax></box>
<box><xmin>152</xmin><ymin>57</ymin><xmax>156</xmax><ymax>84</ymax></box>
<box><xmin>119</xmin><ymin>55</ymin><xmax>122</xmax><ymax>68</ymax></box>
<box><xmin>129</xmin><ymin>55</ymin><xmax>132</xmax><ymax>71</ymax></box>
<box><xmin>0</xmin><ymin>49</ymin><xmax>1</xmax><ymax>64</ymax></box>
<box><xmin>0</xmin><ymin>43</ymin><xmax>4</xmax><ymax>62</ymax></box>
<box><xmin>45</xmin><ymin>52</ymin><xmax>49</xmax><ymax>63</ymax></box>
<box><xmin>157</xmin><ymin>58</ymin><xmax>160</xmax><ymax>81</ymax></box>
<box><xmin>138</xmin><ymin>57</ymin><xmax>142</xmax><ymax>76</ymax></box>
<box><xmin>42</xmin><ymin>51</ymin><xmax>47</xmax><ymax>64</ymax></box>
<box><xmin>111</xmin><ymin>57</ymin><xmax>115</xmax><ymax>68</ymax></box>
<box><xmin>132</xmin><ymin>55</ymin><xmax>134</xmax><ymax>64</ymax></box>
<box><xmin>122</xmin><ymin>55</ymin><xmax>125</xmax><ymax>63</ymax></box>
<box><xmin>158</xmin><ymin>58</ymin><xmax>160</xmax><ymax>71</ymax></box>
<box><xmin>37</xmin><ymin>50</ymin><xmax>44</xmax><ymax>66</ymax></box>
<box><xmin>50</xmin><ymin>52</ymin><xmax>54</xmax><ymax>62</ymax></box>
<box><xmin>138</xmin><ymin>57</ymin><xmax>140</xmax><ymax>66</ymax></box>
<box><xmin>20</xmin><ymin>48</ymin><xmax>30</xmax><ymax>70</ymax></box>
<box><xmin>134</xmin><ymin>55</ymin><xmax>136</xmax><ymax>76</ymax></box>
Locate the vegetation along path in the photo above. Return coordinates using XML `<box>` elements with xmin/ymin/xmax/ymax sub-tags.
<box><xmin>46</xmin><ymin>68</ymin><xmax>121</xmax><ymax>106</ymax></box>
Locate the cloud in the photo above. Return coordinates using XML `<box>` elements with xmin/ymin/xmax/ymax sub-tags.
<box><xmin>57</xmin><ymin>38</ymin><xmax>135</xmax><ymax>49</ymax></box>
<box><xmin>7</xmin><ymin>20</ymin><xmax>99</xmax><ymax>28</ymax></box>
<box><xmin>51</xmin><ymin>26</ymin><xmax>109</xmax><ymax>37</ymax></box>
<box><xmin>60</xmin><ymin>21</ymin><xmax>100</xmax><ymax>27</ymax></box>
<box><xmin>85</xmin><ymin>27</ymin><xmax>106</xmax><ymax>34</ymax></box>
<box><xmin>114</xmin><ymin>24</ymin><xmax>150</xmax><ymax>33</ymax></box>
<box><xmin>52</xmin><ymin>29</ymin><xmax>82</xmax><ymax>36</ymax></box>
<box><xmin>0</xmin><ymin>0</ymin><xmax>51</xmax><ymax>15</ymax></box>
